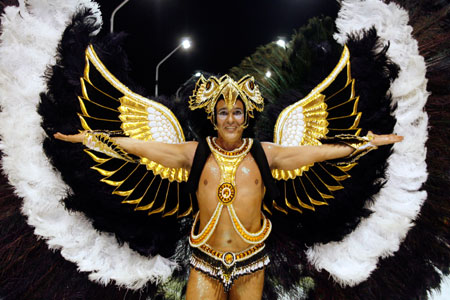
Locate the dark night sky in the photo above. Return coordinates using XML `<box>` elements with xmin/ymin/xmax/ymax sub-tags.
<box><xmin>95</xmin><ymin>0</ymin><xmax>339</xmax><ymax>96</ymax></box>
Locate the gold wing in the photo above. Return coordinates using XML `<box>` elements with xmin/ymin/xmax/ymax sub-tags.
<box><xmin>78</xmin><ymin>44</ymin><xmax>192</xmax><ymax>217</ymax></box>
<box><xmin>267</xmin><ymin>45</ymin><xmax>362</xmax><ymax>214</ymax></box>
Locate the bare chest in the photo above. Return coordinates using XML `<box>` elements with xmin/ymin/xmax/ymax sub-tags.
<box><xmin>199</xmin><ymin>153</ymin><xmax>262</xmax><ymax>187</ymax></box>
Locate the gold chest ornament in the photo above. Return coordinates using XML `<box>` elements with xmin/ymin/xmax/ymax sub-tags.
<box><xmin>209</xmin><ymin>137</ymin><xmax>251</xmax><ymax>205</ymax></box>
<box><xmin>189</xmin><ymin>137</ymin><xmax>272</xmax><ymax>248</ymax></box>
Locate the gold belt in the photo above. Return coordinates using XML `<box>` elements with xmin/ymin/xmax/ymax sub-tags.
<box><xmin>198</xmin><ymin>243</ymin><xmax>265</xmax><ymax>267</ymax></box>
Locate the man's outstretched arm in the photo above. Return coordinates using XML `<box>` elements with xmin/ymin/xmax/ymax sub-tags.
<box><xmin>263</xmin><ymin>131</ymin><xmax>403</xmax><ymax>170</ymax></box>
<box><xmin>54</xmin><ymin>131</ymin><xmax>197</xmax><ymax>170</ymax></box>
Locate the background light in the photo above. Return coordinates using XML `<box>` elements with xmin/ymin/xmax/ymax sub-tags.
<box><xmin>182</xmin><ymin>39</ymin><xmax>191</xmax><ymax>49</ymax></box>
<box><xmin>194</xmin><ymin>72</ymin><xmax>202</xmax><ymax>77</ymax></box>
<box><xmin>276</xmin><ymin>39</ymin><xmax>286</xmax><ymax>48</ymax></box>
<box><xmin>265</xmin><ymin>70</ymin><xmax>272</xmax><ymax>78</ymax></box>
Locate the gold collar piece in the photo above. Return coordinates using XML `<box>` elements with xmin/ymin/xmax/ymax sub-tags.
<box><xmin>207</xmin><ymin>137</ymin><xmax>253</xmax><ymax>205</ymax></box>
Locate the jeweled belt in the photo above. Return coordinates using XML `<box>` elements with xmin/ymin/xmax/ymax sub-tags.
<box><xmin>198</xmin><ymin>243</ymin><xmax>266</xmax><ymax>267</ymax></box>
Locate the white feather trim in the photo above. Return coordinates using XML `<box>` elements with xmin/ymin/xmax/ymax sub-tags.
<box><xmin>429</xmin><ymin>273</ymin><xmax>450</xmax><ymax>300</ymax></box>
<box><xmin>0</xmin><ymin>0</ymin><xmax>176</xmax><ymax>289</ymax></box>
<box><xmin>306</xmin><ymin>0</ymin><xmax>429</xmax><ymax>286</ymax></box>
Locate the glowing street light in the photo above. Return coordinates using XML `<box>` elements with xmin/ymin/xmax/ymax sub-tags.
<box><xmin>155</xmin><ymin>38</ymin><xmax>192</xmax><ymax>96</ymax></box>
<box><xmin>276</xmin><ymin>38</ymin><xmax>286</xmax><ymax>48</ymax></box>
<box><xmin>182</xmin><ymin>39</ymin><xmax>191</xmax><ymax>49</ymax></box>
<box><xmin>265</xmin><ymin>70</ymin><xmax>272</xmax><ymax>78</ymax></box>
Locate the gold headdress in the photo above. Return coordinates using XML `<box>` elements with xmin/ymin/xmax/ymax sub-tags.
<box><xmin>189</xmin><ymin>74</ymin><xmax>264</xmax><ymax>128</ymax></box>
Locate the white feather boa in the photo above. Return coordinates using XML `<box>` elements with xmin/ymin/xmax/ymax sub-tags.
<box><xmin>306</xmin><ymin>0</ymin><xmax>429</xmax><ymax>286</ymax></box>
<box><xmin>0</xmin><ymin>0</ymin><xmax>176</xmax><ymax>289</ymax></box>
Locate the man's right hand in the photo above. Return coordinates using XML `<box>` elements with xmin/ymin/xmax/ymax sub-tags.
<box><xmin>53</xmin><ymin>131</ymin><xmax>86</xmax><ymax>143</ymax></box>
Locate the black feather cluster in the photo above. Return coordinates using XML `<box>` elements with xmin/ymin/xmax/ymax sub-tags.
<box><xmin>39</xmin><ymin>9</ymin><xmax>189</xmax><ymax>260</ymax></box>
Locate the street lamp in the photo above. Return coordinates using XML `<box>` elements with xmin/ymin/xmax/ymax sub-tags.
<box><xmin>276</xmin><ymin>38</ymin><xmax>286</xmax><ymax>48</ymax></box>
<box><xmin>155</xmin><ymin>38</ymin><xmax>191</xmax><ymax>97</ymax></box>
<box><xmin>181</xmin><ymin>39</ymin><xmax>191</xmax><ymax>49</ymax></box>
<box><xmin>110</xmin><ymin>0</ymin><xmax>130</xmax><ymax>33</ymax></box>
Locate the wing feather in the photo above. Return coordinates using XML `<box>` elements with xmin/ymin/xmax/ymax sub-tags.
<box><xmin>269</xmin><ymin>46</ymin><xmax>362</xmax><ymax>214</ymax></box>
<box><xmin>78</xmin><ymin>45</ymin><xmax>191</xmax><ymax>217</ymax></box>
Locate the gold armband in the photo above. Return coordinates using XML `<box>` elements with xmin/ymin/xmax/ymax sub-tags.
<box><xmin>321</xmin><ymin>134</ymin><xmax>378</xmax><ymax>165</ymax></box>
<box><xmin>83</xmin><ymin>131</ymin><xmax>137</xmax><ymax>162</ymax></box>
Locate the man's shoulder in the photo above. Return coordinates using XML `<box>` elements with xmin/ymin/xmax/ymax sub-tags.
<box><xmin>258</xmin><ymin>142</ymin><xmax>277</xmax><ymax>168</ymax></box>
<box><xmin>184</xmin><ymin>140</ymin><xmax>199</xmax><ymax>147</ymax></box>
<box><xmin>260</xmin><ymin>141</ymin><xmax>276</xmax><ymax>152</ymax></box>
<box><xmin>179</xmin><ymin>141</ymin><xmax>199</xmax><ymax>153</ymax></box>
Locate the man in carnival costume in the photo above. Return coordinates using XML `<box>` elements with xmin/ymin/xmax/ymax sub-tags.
<box><xmin>2</xmin><ymin>0</ymin><xmax>449</xmax><ymax>298</ymax></box>
<box><xmin>54</xmin><ymin>73</ymin><xmax>402</xmax><ymax>299</ymax></box>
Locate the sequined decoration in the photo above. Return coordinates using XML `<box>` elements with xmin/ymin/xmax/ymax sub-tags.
<box><xmin>190</xmin><ymin>244</ymin><xmax>270</xmax><ymax>292</ymax></box>
<box><xmin>189</xmin><ymin>75</ymin><xmax>264</xmax><ymax>128</ymax></box>
<box><xmin>208</xmin><ymin>137</ymin><xmax>252</xmax><ymax>205</ymax></box>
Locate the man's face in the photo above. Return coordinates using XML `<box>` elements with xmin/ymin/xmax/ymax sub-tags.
<box><xmin>215</xmin><ymin>99</ymin><xmax>245</xmax><ymax>142</ymax></box>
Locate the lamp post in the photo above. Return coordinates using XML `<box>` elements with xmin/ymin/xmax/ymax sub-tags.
<box><xmin>155</xmin><ymin>39</ymin><xmax>191</xmax><ymax>97</ymax></box>
<box><xmin>175</xmin><ymin>71</ymin><xmax>202</xmax><ymax>99</ymax></box>
<box><xmin>110</xmin><ymin>0</ymin><xmax>130</xmax><ymax>33</ymax></box>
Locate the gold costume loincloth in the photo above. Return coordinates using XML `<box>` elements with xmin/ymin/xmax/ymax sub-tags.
<box><xmin>190</xmin><ymin>243</ymin><xmax>270</xmax><ymax>291</ymax></box>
